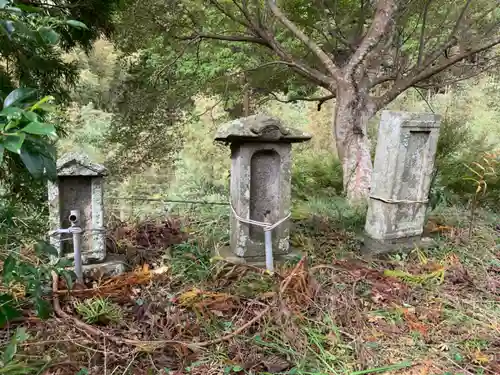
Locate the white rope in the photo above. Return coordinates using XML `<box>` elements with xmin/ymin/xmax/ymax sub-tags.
<box><xmin>230</xmin><ymin>202</ymin><xmax>290</xmax><ymax>231</ymax></box>
<box><xmin>370</xmin><ymin>195</ymin><xmax>428</xmax><ymax>204</ymax></box>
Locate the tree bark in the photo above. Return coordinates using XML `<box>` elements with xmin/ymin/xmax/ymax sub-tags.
<box><xmin>334</xmin><ymin>85</ymin><xmax>376</xmax><ymax>201</ymax></box>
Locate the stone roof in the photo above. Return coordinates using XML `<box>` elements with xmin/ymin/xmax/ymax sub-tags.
<box><xmin>214</xmin><ymin>114</ymin><xmax>312</xmax><ymax>143</ymax></box>
<box><xmin>56</xmin><ymin>152</ymin><xmax>107</xmax><ymax>177</ymax></box>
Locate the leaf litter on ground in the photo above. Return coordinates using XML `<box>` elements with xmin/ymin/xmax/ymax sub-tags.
<box><xmin>2</xmin><ymin>213</ymin><xmax>500</xmax><ymax>374</ymax></box>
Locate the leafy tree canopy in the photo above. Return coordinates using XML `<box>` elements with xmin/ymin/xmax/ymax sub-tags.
<box><xmin>111</xmin><ymin>0</ymin><xmax>499</xmax><ymax>196</ymax></box>
<box><xmin>113</xmin><ymin>0</ymin><xmax>499</xmax><ymax>107</ymax></box>
<box><xmin>0</xmin><ymin>0</ymin><xmax>120</xmax><ymax>203</ymax></box>
<box><xmin>0</xmin><ymin>0</ymin><xmax>120</xmax><ymax>101</ymax></box>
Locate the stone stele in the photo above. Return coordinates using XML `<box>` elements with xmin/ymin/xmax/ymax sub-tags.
<box><xmin>48</xmin><ymin>152</ymin><xmax>125</xmax><ymax>276</ymax></box>
<box><xmin>364</xmin><ymin>110</ymin><xmax>441</xmax><ymax>254</ymax></box>
<box><xmin>215</xmin><ymin>114</ymin><xmax>311</xmax><ymax>263</ymax></box>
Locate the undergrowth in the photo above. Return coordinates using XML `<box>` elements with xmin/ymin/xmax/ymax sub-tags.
<box><xmin>170</xmin><ymin>241</ymin><xmax>214</xmax><ymax>285</ymax></box>
<box><xmin>74</xmin><ymin>297</ymin><xmax>123</xmax><ymax>325</ymax></box>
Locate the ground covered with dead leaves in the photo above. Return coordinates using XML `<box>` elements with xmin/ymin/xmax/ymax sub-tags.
<box><xmin>2</xmin><ymin>209</ymin><xmax>499</xmax><ymax>375</ymax></box>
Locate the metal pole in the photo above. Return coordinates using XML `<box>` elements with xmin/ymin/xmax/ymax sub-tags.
<box><xmin>264</xmin><ymin>211</ymin><xmax>274</xmax><ymax>274</ymax></box>
<box><xmin>69</xmin><ymin>209</ymin><xmax>83</xmax><ymax>284</ymax></box>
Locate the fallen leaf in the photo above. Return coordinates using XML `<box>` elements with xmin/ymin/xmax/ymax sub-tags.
<box><xmin>473</xmin><ymin>350</ymin><xmax>489</xmax><ymax>365</ymax></box>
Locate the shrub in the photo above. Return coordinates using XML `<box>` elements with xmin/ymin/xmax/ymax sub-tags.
<box><xmin>292</xmin><ymin>150</ymin><xmax>343</xmax><ymax>201</ymax></box>
<box><xmin>167</xmin><ymin>97</ymin><xmax>230</xmax><ymax>200</ymax></box>
<box><xmin>431</xmin><ymin>114</ymin><xmax>500</xmax><ymax>208</ymax></box>
<box><xmin>435</xmin><ymin>114</ymin><xmax>471</xmax><ymax>164</ymax></box>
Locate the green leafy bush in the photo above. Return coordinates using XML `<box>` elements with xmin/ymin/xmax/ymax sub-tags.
<box><xmin>430</xmin><ymin>114</ymin><xmax>500</xmax><ymax>208</ymax></box>
<box><xmin>0</xmin><ymin>89</ymin><xmax>58</xmax><ymax>176</ymax></box>
<box><xmin>1</xmin><ymin>241</ymin><xmax>76</xmax><ymax>326</ymax></box>
<box><xmin>292</xmin><ymin>150</ymin><xmax>343</xmax><ymax>200</ymax></box>
<box><xmin>0</xmin><ymin>88</ymin><xmax>62</xmax><ymax>212</ymax></box>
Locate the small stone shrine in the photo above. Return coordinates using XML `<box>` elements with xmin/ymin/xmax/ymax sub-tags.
<box><xmin>215</xmin><ymin>114</ymin><xmax>311</xmax><ymax>264</ymax></box>
<box><xmin>48</xmin><ymin>152</ymin><xmax>125</xmax><ymax>275</ymax></box>
<box><xmin>364</xmin><ymin>111</ymin><xmax>441</xmax><ymax>254</ymax></box>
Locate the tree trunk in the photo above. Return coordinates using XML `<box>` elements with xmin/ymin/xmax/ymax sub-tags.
<box><xmin>334</xmin><ymin>86</ymin><xmax>376</xmax><ymax>201</ymax></box>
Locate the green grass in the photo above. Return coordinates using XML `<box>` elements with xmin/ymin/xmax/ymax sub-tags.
<box><xmin>169</xmin><ymin>241</ymin><xmax>215</xmax><ymax>284</ymax></box>
<box><xmin>74</xmin><ymin>297</ymin><xmax>123</xmax><ymax>325</ymax></box>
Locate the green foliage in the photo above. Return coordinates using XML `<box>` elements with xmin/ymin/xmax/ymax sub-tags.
<box><xmin>0</xmin><ymin>88</ymin><xmax>59</xmax><ymax>210</ymax></box>
<box><xmin>0</xmin><ymin>89</ymin><xmax>58</xmax><ymax>177</ymax></box>
<box><xmin>59</xmin><ymin>102</ymin><xmax>111</xmax><ymax>162</ymax></box>
<box><xmin>0</xmin><ymin>327</ymin><xmax>45</xmax><ymax>374</ymax></box>
<box><xmin>428</xmin><ymin>115</ymin><xmax>476</xmax><ymax>209</ymax></box>
<box><xmin>2</xmin><ymin>327</ymin><xmax>28</xmax><ymax>365</ymax></box>
<box><xmin>0</xmin><ymin>241</ymin><xmax>76</xmax><ymax>325</ymax></box>
<box><xmin>293</xmin><ymin>196</ymin><xmax>367</xmax><ymax>231</ymax></box>
<box><xmin>223</xmin><ymin>365</ymin><xmax>244</xmax><ymax>374</ymax></box>
<box><xmin>0</xmin><ymin>0</ymin><xmax>117</xmax><ymax>209</ymax></box>
<box><xmin>0</xmin><ymin>0</ymin><xmax>120</xmax><ymax>101</ymax></box>
<box><xmin>0</xmin><ymin>294</ymin><xmax>21</xmax><ymax>327</ymax></box>
<box><xmin>167</xmin><ymin>99</ymin><xmax>230</xmax><ymax>199</ymax></box>
<box><xmin>436</xmin><ymin>140</ymin><xmax>500</xmax><ymax>208</ymax></box>
<box><xmin>106</xmin><ymin>0</ymin><xmax>324</xmax><ymax>173</ymax></box>
<box><xmin>170</xmin><ymin>242</ymin><xmax>213</xmax><ymax>284</ymax></box>
<box><xmin>292</xmin><ymin>150</ymin><xmax>343</xmax><ymax>201</ymax></box>
<box><xmin>104</xmin><ymin>48</ymin><xmax>188</xmax><ymax>175</ymax></box>
<box><xmin>74</xmin><ymin>297</ymin><xmax>123</xmax><ymax>325</ymax></box>
<box><xmin>69</xmin><ymin>39</ymin><xmax>118</xmax><ymax>109</ymax></box>
<box><xmin>232</xmin><ymin>272</ymin><xmax>274</xmax><ymax>298</ymax></box>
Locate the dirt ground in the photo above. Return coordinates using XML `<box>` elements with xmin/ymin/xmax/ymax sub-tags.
<box><xmin>3</xmin><ymin>213</ymin><xmax>500</xmax><ymax>375</ymax></box>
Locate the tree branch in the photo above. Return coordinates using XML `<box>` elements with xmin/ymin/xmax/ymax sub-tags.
<box><xmin>450</xmin><ymin>0</ymin><xmax>473</xmax><ymax>37</ymax></box>
<box><xmin>413</xmin><ymin>37</ymin><xmax>500</xmax><ymax>85</ymax></box>
<box><xmin>209</xmin><ymin>0</ymin><xmax>251</xmax><ymax>28</ymax></box>
<box><xmin>370</xmin><ymin>74</ymin><xmax>397</xmax><ymax>88</ymax></box>
<box><xmin>177</xmin><ymin>33</ymin><xmax>271</xmax><ymax>48</ymax></box>
<box><xmin>212</xmin><ymin>0</ymin><xmax>333</xmax><ymax>89</ymax></box>
<box><xmin>417</xmin><ymin>0</ymin><xmax>432</xmax><ymax>67</ymax></box>
<box><xmin>266</xmin><ymin>0</ymin><xmax>341</xmax><ymax>81</ymax></box>
<box><xmin>235</xmin><ymin>0</ymin><xmax>255</xmax><ymax>25</ymax></box>
<box><xmin>181</xmin><ymin>11</ymin><xmax>334</xmax><ymax>91</ymax></box>
<box><xmin>346</xmin><ymin>0</ymin><xmax>397</xmax><ymax>74</ymax></box>
<box><xmin>415</xmin><ymin>57</ymin><xmax>500</xmax><ymax>90</ymax></box>
<box><xmin>377</xmin><ymin>36</ymin><xmax>500</xmax><ymax>108</ymax></box>
<box><xmin>153</xmin><ymin>36</ymin><xmax>200</xmax><ymax>84</ymax></box>
<box><xmin>327</xmin><ymin>28</ymin><xmax>355</xmax><ymax>50</ymax></box>
<box><xmin>252</xmin><ymin>60</ymin><xmax>298</xmax><ymax>69</ymax></box>
<box><xmin>417</xmin><ymin>0</ymin><xmax>473</xmax><ymax>72</ymax></box>
<box><xmin>259</xmin><ymin>90</ymin><xmax>336</xmax><ymax>111</ymax></box>
<box><xmin>254</xmin><ymin>25</ymin><xmax>335</xmax><ymax>89</ymax></box>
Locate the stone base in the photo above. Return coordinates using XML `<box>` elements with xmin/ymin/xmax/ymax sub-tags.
<box><xmin>362</xmin><ymin>235</ymin><xmax>435</xmax><ymax>255</ymax></box>
<box><xmin>82</xmin><ymin>254</ymin><xmax>128</xmax><ymax>279</ymax></box>
<box><xmin>214</xmin><ymin>246</ymin><xmax>302</xmax><ymax>267</ymax></box>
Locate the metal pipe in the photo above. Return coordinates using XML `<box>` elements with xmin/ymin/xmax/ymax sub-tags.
<box><xmin>264</xmin><ymin>211</ymin><xmax>274</xmax><ymax>274</ymax></box>
<box><xmin>69</xmin><ymin>209</ymin><xmax>83</xmax><ymax>284</ymax></box>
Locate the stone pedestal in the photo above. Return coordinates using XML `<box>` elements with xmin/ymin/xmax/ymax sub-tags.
<box><xmin>215</xmin><ymin>114</ymin><xmax>311</xmax><ymax>263</ymax></box>
<box><xmin>364</xmin><ymin>111</ymin><xmax>441</xmax><ymax>254</ymax></box>
<box><xmin>48</xmin><ymin>153</ymin><xmax>126</xmax><ymax>275</ymax></box>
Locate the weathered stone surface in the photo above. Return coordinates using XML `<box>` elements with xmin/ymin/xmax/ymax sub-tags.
<box><xmin>215</xmin><ymin>114</ymin><xmax>311</xmax><ymax>143</ymax></box>
<box><xmin>363</xmin><ymin>235</ymin><xmax>435</xmax><ymax>255</ymax></box>
<box><xmin>82</xmin><ymin>255</ymin><xmax>128</xmax><ymax>278</ymax></box>
<box><xmin>214</xmin><ymin>245</ymin><xmax>302</xmax><ymax>266</ymax></box>
<box><xmin>364</xmin><ymin>111</ymin><xmax>441</xmax><ymax>254</ymax></box>
<box><xmin>56</xmin><ymin>152</ymin><xmax>107</xmax><ymax>176</ymax></box>
<box><xmin>215</xmin><ymin>113</ymin><xmax>310</xmax><ymax>262</ymax></box>
<box><xmin>48</xmin><ymin>152</ymin><xmax>107</xmax><ymax>263</ymax></box>
<box><xmin>230</xmin><ymin>142</ymin><xmax>292</xmax><ymax>258</ymax></box>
